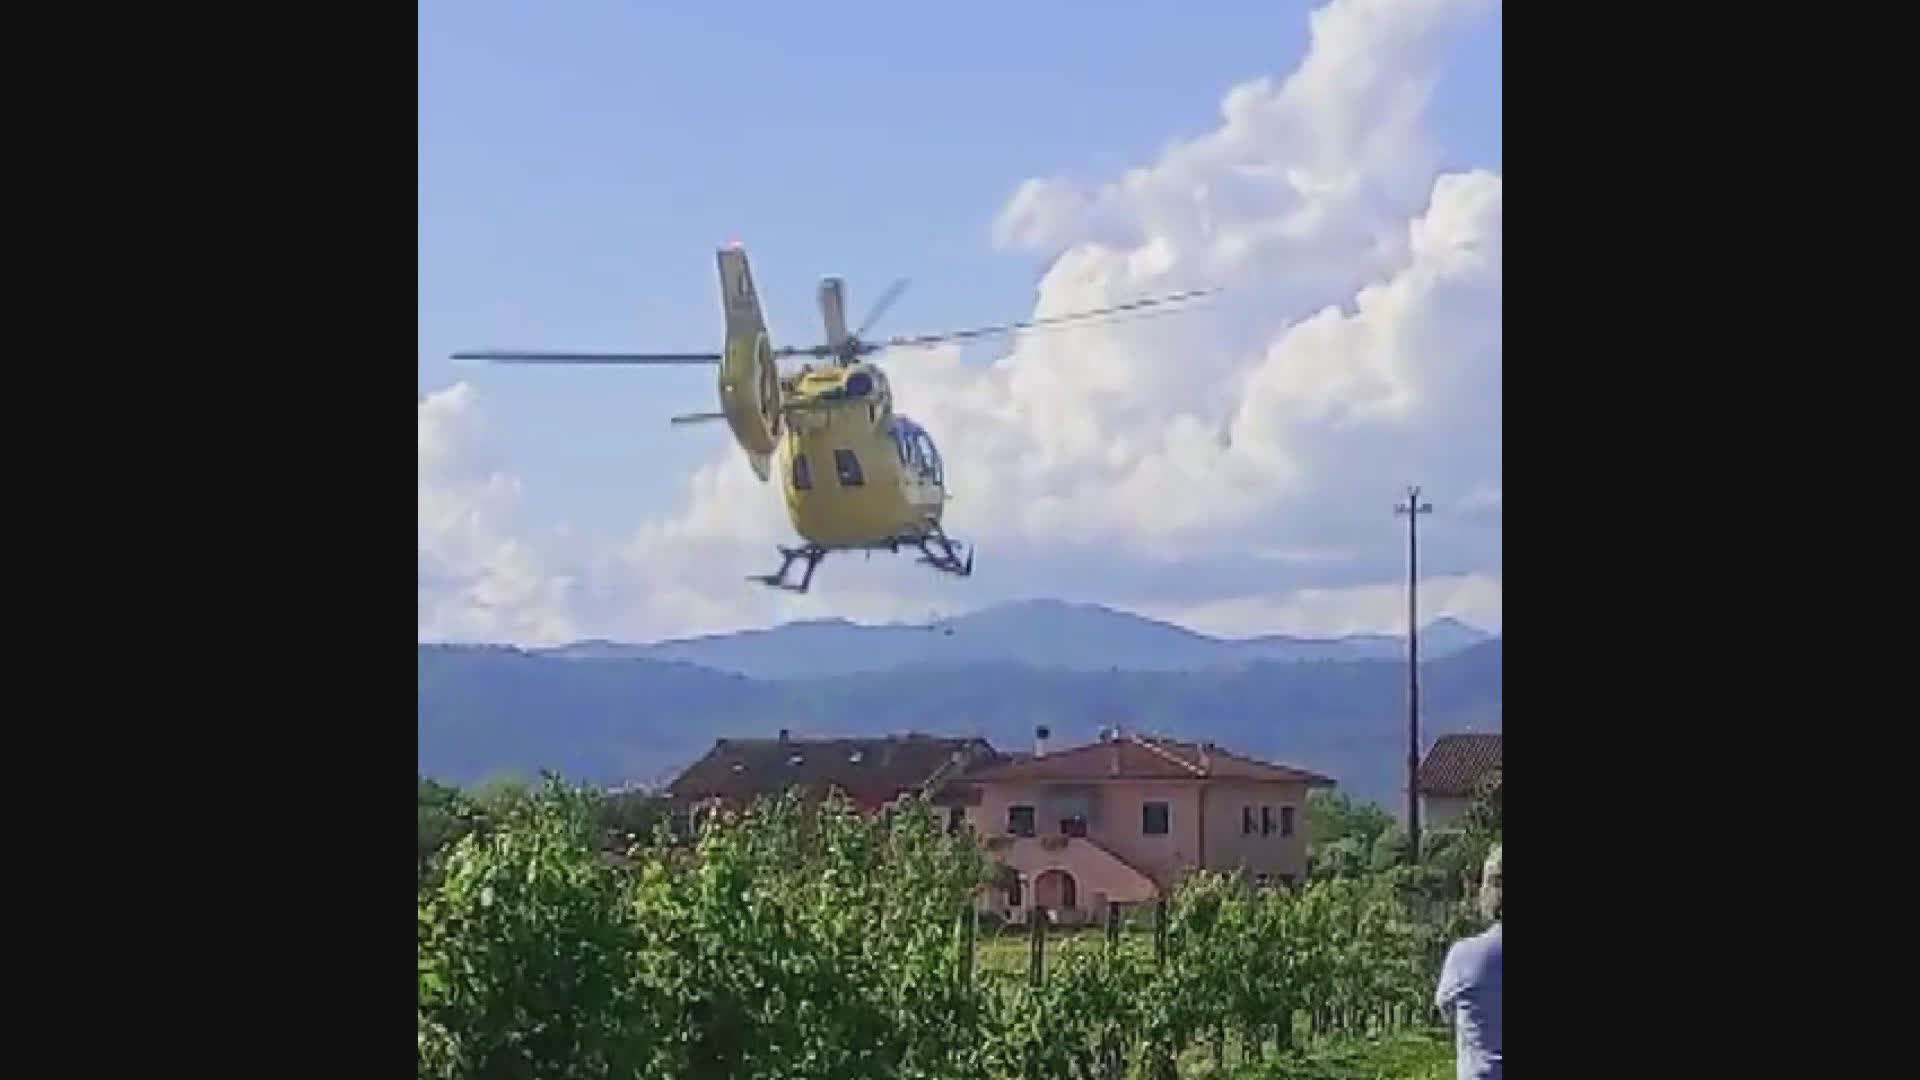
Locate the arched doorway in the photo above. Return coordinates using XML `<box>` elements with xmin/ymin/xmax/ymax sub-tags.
<box><xmin>1033</xmin><ymin>869</ymin><xmax>1078</xmax><ymax>913</ymax></box>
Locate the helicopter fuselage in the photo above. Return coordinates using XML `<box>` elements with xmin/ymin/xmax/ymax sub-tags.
<box><xmin>776</xmin><ymin>363</ymin><xmax>945</xmax><ymax>548</ymax></box>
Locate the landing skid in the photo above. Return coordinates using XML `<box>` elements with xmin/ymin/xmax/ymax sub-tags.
<box><xmin>750</xmin><ymin>545</ymin><xmax>828</xmax><ymax>593</ymax></box>
<box><xmin>749</xmin><ymin>528</ymin><xmax>975</xmax><ymax>594</ymax></box>
<box><xmin>913</xmin><ymin>526</ymin><xmax>975</xmax><ymax>578</ymax></box>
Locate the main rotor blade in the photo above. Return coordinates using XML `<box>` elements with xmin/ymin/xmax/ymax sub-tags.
<box><xmin>874</xmin><ymin>288</ymin><xmax>1214</xmax><ymax>352</ymax></box>
<box><xmin>855</xmin><ymin>277</ymin><xmax>911</xmax><ymax>337</ymax></box>
<box><xmin>452</xmin><ymin>350</ymin><xmax>721</xmax><ymax>365</ymax></box>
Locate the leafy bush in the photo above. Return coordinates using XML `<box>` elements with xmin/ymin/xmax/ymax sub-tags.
<box><xmin>417</xmin><ymin>782</ymin><xmax>643</xmax><ymax>1079</ymax></box>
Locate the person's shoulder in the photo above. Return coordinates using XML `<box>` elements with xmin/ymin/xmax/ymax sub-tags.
<box><xmin>1466</xmin><ymin>924</ymin><xmax>1502</xmax><ymax>970</ymax></box>
<box><xmin>1449</xmin><ymin>924</ymin><xmax>1501</xmax><ymax>965</ymax></box>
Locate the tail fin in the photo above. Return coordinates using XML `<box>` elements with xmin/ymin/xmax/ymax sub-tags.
<box><xmin>718</xmin><ymin>246</ymin><xmax>766</xmax><ymax>345</ymax></box>
<box><xmin>715</xmin><ymin>246</ymin><xmax>781</xmax><ymax>481</ymax></box>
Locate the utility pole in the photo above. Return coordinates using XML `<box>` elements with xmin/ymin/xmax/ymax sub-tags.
<box><xmin>1395</xmin><ymin>486</ymin><xmax>1432</xmax><ymax>865</ymax></box>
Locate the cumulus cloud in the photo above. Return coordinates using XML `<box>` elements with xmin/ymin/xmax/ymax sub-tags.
<box><xmin>418</xmin><ymin>383</ymin><xmax>579</xmax><ymax>644</ymax></box>
<box><xmin>417</xmin><ymin>0</ymin><xmax>1503</xmax><ymax>644</ymax></box>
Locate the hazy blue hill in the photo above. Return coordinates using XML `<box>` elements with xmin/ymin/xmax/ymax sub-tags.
<box><xmin>417</xmin><ymin>645</ymin><xmax>761</xmax><ymax>789</ymax></box>
<box><xmin>419</xmin><ymin>637</ymin><xmax>1502</xmax><ymax>806</ymax></box>
<box><xmin>534</xmin><ymin>601</ymin><xmax>1491</xmax><ymax>678</ymax></box>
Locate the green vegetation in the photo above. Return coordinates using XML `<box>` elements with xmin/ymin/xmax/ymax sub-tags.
<box><xmin>1217</xmin><ymin>1030</ymin><xmax>1453</xmax><ymax>1079</ymax></box>
<box><xmin>1301</xmin><ymin>790</ymin><xmax>1495</xmax><ymax>914</ymax></box>
<box><xmin>1464</xmin><ymin>769</ymin><xmax>1501</xmax><ymax>841</ymax></box>
<box><xmin>418</xmin><ymin>779</ymin><xmax>1485</xmax><ymax>1079</ymax></box>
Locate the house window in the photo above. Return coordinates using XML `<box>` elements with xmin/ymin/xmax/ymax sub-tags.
<box><xmin>1008</xmin><ymin>805</ymin><xmax>1036</xmax><ymax>837</ymax></box>
<box><xmin>1006</xmin><ymin>876</ymin><xmax>1023</xmax><ymax>907</ymax></box>
<box><xmin>1142</xmin><ymin>801</ymin><xmax>1169</xmax><ymax>835</ymax></box>
<box><xmin>833</xmin><ymin>449</ymin><xmax>864</xmax><ymax>487</ymax></box>
<box><xmin>1280</xmin><ymin>805</ymin><xmax>1295</xmax><ymax>838</ymax></box>
<box><xmin>1261</xmin><ymin>806</ymin><xmax>1274</xmax><ymax>836</ymax></box>
<box><xmin>1060</xmin><ymin>815</ymin><xmax>1088</xmax><ymax>838</ymax></box>
<box><xmin>1243</xmin><ymin>807</ymin><xmax>1255</xmax><ymax>835</ymax></box>
<box><xmin>791</xmin><ymin>453</ymin><xmax>813</xmax><ymax>490</ymax></box>
<box><xmin>947</xmin><ymin>806</ymin><xmax>965</xmax><ymax>834</ymax></box>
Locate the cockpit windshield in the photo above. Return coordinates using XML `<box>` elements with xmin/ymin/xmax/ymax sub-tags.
<box><xmin>889</xmin><ymin>418</ymin><xmax>942</xmax><ymax>485</ymax></box>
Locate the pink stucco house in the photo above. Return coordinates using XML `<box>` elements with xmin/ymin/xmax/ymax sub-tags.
<box><xmin>952</xmin><ymin>728</ymin><xmax>1336</xmax><ymax>925</ymax></box>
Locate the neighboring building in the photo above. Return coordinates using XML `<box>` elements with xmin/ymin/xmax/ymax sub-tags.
<box><xmin>664</xmin><ymin>730</ymin><xmax>999</xmax><ymax>821</ymax></box>
<box><xmin>953</xmin><ymin>727</ymin><xmax>1336</xmax><ymax>926</ymax></box>
<box><xmin>1417</xmin><ymin>733</ymin><xmax>1502</xmax><ymax>829</ymax></box>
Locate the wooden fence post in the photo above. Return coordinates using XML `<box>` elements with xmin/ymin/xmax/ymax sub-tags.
<box><xmin>1151</xmin><ymin>898</ymin><xmax>1173</xmax><ymax>1080</ymax></box>
<box><xmin>1102</xmin><ymin>901</ymin><xmax>1122</xmax><ymax>1080</ymax></box>
<box><xmin>958</xmin><ymin>901</ymin><xmax>975</xmax><ymax>990</ymax></box>
<box><xmin>1029</xmin><ymin>905</ymin><xmax>1048</xmax><ymax>987</ymax></box>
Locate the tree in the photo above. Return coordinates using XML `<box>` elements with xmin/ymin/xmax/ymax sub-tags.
<box><xmin>1308</xmin><ymin>835</ymin><xmax>1371</xmax><ymax>880</ymax></box>
<box><xmin>418</xmin><ymin>776</ymin><xmax>474</xmax><ymax>880</ymax></box>
<box><xmin>1306</xmin><ymin>791</ymin><xmax>1395</xmax><ymax>848</ymax></box>
<box><xmin>1464</xmin><ymin>768</ymin><xmax>1502</xmax><ymax>840</ymax></box>
<box><xmin>1420</xmin><ymin>829</ymin><xmax>1490</xmax><ymax>901</ymax></box>
<box><xmin>592</xmin><ymin>789</ymin><xmax>667</xmax><ymax>848</ymax></box>
<box><xmin>1369</xmin><ymin>825</ymin><xmax>1411</xmax><ymax>873</ymax></box>
<box><xmin>469</xmin><ymin>774</ymin><xmax>533</xmax><ymax>817</ymax></box>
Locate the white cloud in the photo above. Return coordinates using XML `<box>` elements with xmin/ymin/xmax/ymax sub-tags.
<box><xmin>418</xmin><ymin>383</ymin><xmax>579</xmax><ymax>644</ymax></box>
<box><xmin>417</xmin><ymin>0</ymin><xmax>1502</xmax><ymax>645</ymax></box>
<box><xmin>1141</xmin><ymin>573</ymin><xmax>1504</xmax><ymax>639</ymax></box>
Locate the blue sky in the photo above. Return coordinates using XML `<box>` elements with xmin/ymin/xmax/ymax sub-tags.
<box><xmin>419</xmin><ymin>0</ymin><xmax>1503</xmax><ymax>645</ymax></box>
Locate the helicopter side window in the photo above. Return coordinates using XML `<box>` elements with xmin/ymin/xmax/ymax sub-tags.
<box><xmin>833</xmin><ymin>449</ymin><xmax>865</xmax><ymax>487</ymax></box>
<box><xmin>791</xmin><ymin>453</ymin><xmax>813</xmax><ymax>491</ymax></box>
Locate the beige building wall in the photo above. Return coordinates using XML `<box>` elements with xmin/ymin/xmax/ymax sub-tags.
<box><xmin>969</xmin><ymin>777</ymin><xmax>1313</xmax><ymax>888</ymax></box>
<box><xmin>1421</xmin><ymin>794</ymin><xmax>1469</xmax><ymax>829</ymax></box>
<box><xmin>1201</xmin><ymin>781</ymin><xmax>1312</xmax><ymax>883</ymax></box>
<box><xmin>970</xmin><ymin>780</ymin><xmax>1201</xmax><ymax>887</ymax></box>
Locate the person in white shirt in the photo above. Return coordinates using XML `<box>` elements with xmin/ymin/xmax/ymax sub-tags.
<box><xmin>1435</xmin><ymin>844</ymin><xmax>1502</xmax><ymax>1080</ymax></box>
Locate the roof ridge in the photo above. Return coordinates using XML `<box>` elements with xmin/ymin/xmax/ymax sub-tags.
<box><xmin>1127</xmin><ymin>732</ymin><xmax>1206</xmax><ymax>776</ymax></box>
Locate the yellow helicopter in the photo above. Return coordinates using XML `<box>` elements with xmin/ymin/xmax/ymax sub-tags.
<box><xmin>454</xmin><ymin>244</ymin><xmax>1208</xmax><ymax>593</ymax></box>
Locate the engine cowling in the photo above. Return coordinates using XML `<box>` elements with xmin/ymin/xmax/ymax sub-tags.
<box><xmin>718</xmin><ymin>330</ymin><xmax>782</xmax><ymax>481</ymax></box>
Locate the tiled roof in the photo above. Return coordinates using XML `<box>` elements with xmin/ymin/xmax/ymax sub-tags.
<box><xmin>665</xmin><ymin>733</ymin><xmax>999</xmax><ymax>809</ymax></box>
<box><xmin>1417</xmin><ymin>733</ymin><xmax>1502</xmax><ymax>797</ymax></box>
<box><xmin>961</xmin><ymin>733</ymin><xmax>1335</xmax><ymax>787</ymax></box>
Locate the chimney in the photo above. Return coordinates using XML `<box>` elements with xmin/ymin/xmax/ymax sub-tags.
<box><xmin>1199</xmin><ymin>740</ymin><xmax>1214</xmax><ymax>774</ymax></box>
<box><xmin>1035</xmin><ymin>724</ymin><xmax>1051</xmax><ymax>758</ymax></box>
<box><xmin>778</xmin><ymin>728</ymin><xmax>790</xmax><ymax>744</ymax></box>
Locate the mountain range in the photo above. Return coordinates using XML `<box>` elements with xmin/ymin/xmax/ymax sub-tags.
<box><xmin>537</xmin><ymin>599</ymin><xmax>1491</xmax><ymax>678</ymax></box>
<box><xmin>419</xmin><ymin>601</ymin><xmax>1501</xmax><ymax>808</ymax></box>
